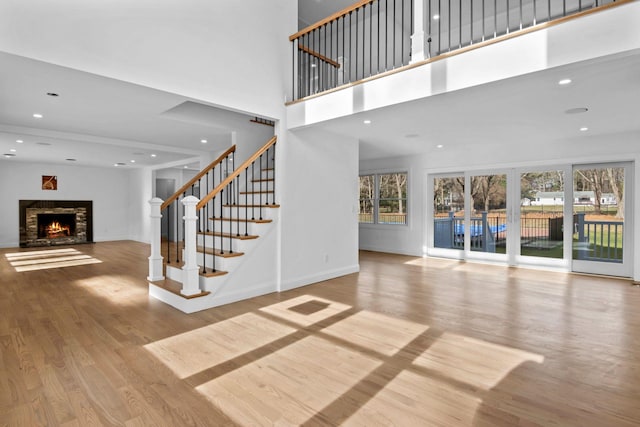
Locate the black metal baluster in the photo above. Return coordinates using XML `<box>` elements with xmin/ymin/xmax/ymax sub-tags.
<box><xmin>272</xmin><ymin>143</ymin><xmax>276</xmax><ymax>205</ymax></box>
<box><xmin>292</xmin><ymin>40</ymin><xmax>295</xmax><ymax>100</ymax></box>
<box><xmin>519</xmin><ymin>0</ymin><xmax>523</xmax><ymax>30</ymax></box>
<box><xmin>401</xmin><ymin>0</ymin><xmax>404</xmax><ymax>61</ymax></box>
<box><xmin>356</xmin><ymin>8</ymin><xmax>359</xmax><ymax>80</ymax></box>
<box><xmin>471</xmin><ymin>0</ymin><xmax>474</xmax><ymax>43</ymax></box>
<box><xmin>244</xmin><ymin>168</ymin><xmax>249</xmax><ymax>236</ymax></box>
<box><xmin>533</xmin><ymin>0</ymin><xmax>537</xmax><ymax>26</ymax></box>
<box><xmin>252</xmin><ymin>162</ymin><xmax>256</xmax><ymax>220</ymax></box>
<box><xmin>385</xmin><ymin>0</ymin><xmax>389</xmax><ymax>69</ymax></box>
<box><xmin>236</xmin><ymin>176</ymin><xmax>240</xmax><ymax>238</ymax></box>
<box><xmin>211</xmin><ymin>196</ymin><xmax>216</xmax><ymax>272</ymax></box>
<box><xmin>448</xmin><ymin>0</ymin><xmax>451</xmax><ymax>51</ymax></box>
<box><xmin>482</xmin><ymin>0</ymin><xmax>485</xmax><ymax>41</ymax></box>
<box><xmin>220</xmin><ymin>189</ymin><xmax>224</xmax><ymax>255</ymax></box>
<box><xmin>393</xmin><ymin>0</ymin><xmax>396</xmax><ymax>67</ymax></box>
<box><xmin>377</xmin><ymin>0</ymin><xmax>381</xmax><ymax>73</ymax></box>
<box><xmin>175</xmin><ymin>200</ymin><xmax>180</xmax><ymax>263</ymax></box>
<box><xmin>166</xmin><ymin>203</ymin><xmax>171</xmax><ymax>264</ymax></box>
<box><xmin>459</xmin><ymin>0</ymin><xmax>462</xmax><ymax>47</ymax></box>
<box><xmin>548</xmin><ymin>0</ymin><xmax>551</xmax><ymax>22</ymax></box>
<box><xmin>369</xmin><ymin>3</ymin><xmax>372</xmax><ymax>76</ymax></box>
<box><xmin>259</xmin><ymin>154</ymin><xmax>264</xmax><ymax>221</ymax></box>
<box><xmin>507</xmin><ymin>0</ymin><xmax>511</xmax><ymax>33</ymax></box>
<box><xmin>494</xmin><ymin>0</ymin><xmax>497</xmax><ymax>38</ymax></box>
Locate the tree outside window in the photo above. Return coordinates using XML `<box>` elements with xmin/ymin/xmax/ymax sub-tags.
<box><xmin>359</xmin><ymin>173</ymin><xmax>407</xmax><ymax>225</ymax></box>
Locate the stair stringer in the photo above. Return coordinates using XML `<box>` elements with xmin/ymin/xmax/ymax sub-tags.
<box><xmin>148</xmin><ymin>210</ymin><xmax>279</xmax><ymax>313</ymax></box>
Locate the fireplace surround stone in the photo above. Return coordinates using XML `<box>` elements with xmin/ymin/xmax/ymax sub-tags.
<box><xmin>19</xmin><ymin>200</ymin><xmax>93</xmax><ymax>247</ymax></box>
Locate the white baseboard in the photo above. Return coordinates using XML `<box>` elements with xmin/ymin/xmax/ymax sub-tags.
<box><xmin>359</xmin><ymin>245</ymin><xmax>422</xmax><ymax>257</ymax></box>
<box><xmin>280</xmin><ymin>264</ymin><xmax>360</xmax><ymax>292</ymax></box>
<box><xmin>148</xmin><ymin>281</ymin><xmax>277</xmax><ymax>314</ymax></box>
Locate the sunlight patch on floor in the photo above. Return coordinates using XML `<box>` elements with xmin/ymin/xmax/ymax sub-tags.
<box><xmin>259</xmin><ymin>294</ymin><xmax>351</xmax><ymax>327</ymax></box>
<box><xmin>413</xmin><ymin>332</ymin><xmax>544</xmax><ymax>389</ymax></box>
<box><xmin>321</xmin><ymin>310</ymin><xmax>428</xmax><ymax>357</ymax></box>
<box><xmin>343</xmin><ymin>370</ymin><xmax>482</xmax><ymax>426</ymax></box>
<box><xmin>196</xmin><ymin>335</ymin><xmax>382</xmax><ymax>426</ymax></box>
<box><xmin>5</xmin><ymin>248</ymin><xmax>102</xmax><ymax>272</ymax></box>
<box><xmin>144</xmin><ymin>312</ymin><xmax>296</xmax><ymax>379</ymax></box>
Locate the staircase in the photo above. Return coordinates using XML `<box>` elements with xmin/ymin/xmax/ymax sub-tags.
<box><xmin>147</xmin><ymin>137</ymin><xmax>279</xmax><ymax>313</ymax></box>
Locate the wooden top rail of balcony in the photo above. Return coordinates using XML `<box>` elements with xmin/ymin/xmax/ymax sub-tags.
<box><xmin>197</xmin><ymin>136</ymin><xmax>277</xmax><ymax>210</ymax></box>
<box><xmin>161</xmin><ymin>145</ymin><xmax>236</xmax><ymax>210</ymax></box>
<box><xmin>290</xmin><ymin>0</ymin><xmax>375</xmax><ymax>41</ymax></box>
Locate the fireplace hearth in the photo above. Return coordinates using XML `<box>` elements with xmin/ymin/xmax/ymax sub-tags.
<box><xmin>20</xmin><ymin>200</ymin><xmax>93</xmax><ymax>247</ymax></box>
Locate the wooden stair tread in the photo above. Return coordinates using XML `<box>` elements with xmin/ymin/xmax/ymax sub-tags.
<box><xmin>196</xmin><ymin>246</ymin><xmax>244</xmax><ymax>258</ymax></box>
<box><xmin>208</xmin><ymin>217</ymin><xmax>272</xmax><ymax>224</ymax></box>
<box><xmin>150</xmin><ymin>278</ymin><xmax>211</xmax><ymax>299</ymax></box>
<box><xmin>200</xmin><ymin>269</ymin><xmax>228</xmax><ymax>278</ymax></box>
<box><xmin>240</xmin><ymin>190</ymin><xmax>274</xmax><ymax>194</ymax></box>
<box><xmin>198</xmin><ymin>231</ymin><xmax>259</xmax><ymax>240</ymax></box>
<box><xmin>225</xmin><ymin>204</ymin><xmax>280</xmax><ymax>209</ymax></box>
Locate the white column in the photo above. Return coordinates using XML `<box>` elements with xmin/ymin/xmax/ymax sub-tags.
<box><xmin>410</xmin><ymin>0</ymin><xmax>427</xmax><ymax>63</ymax></box>
<box><xmin>181</xmin><ymin>196</ymin><xmax>201</xmax><ymax>296</ymax></box>
<box><xmin>147</xmin><ymin>198</ymin><xmax>165</xmax><ymax>281</ymax></box>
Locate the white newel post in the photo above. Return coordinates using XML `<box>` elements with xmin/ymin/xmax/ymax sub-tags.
<box><xmin>147</xmin><ymin>198</ymin><xmax>165</xmax><ymax>281</ymax></box>
<box><xmin>410</xmin><ymin>0</ymin><xmax>427</xmax><ymax>63</ymax></box>
<box><xmin>181</xmin><ymin>196</ymin><xmax>201</xmax><ymax>296</ymax></box>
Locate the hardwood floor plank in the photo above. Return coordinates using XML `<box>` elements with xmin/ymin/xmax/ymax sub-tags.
<box><xmin>1</xmin><ymin>242</ymin><xmax>640</xmax><ymax>426</ymax></box>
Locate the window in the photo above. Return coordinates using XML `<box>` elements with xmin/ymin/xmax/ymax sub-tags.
<box><xmin>359</xmin><ymin>172</ymin><xmax>407</xmax><ymax>225</ymax></box>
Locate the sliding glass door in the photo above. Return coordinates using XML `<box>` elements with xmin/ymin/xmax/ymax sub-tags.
<box><xmin>430</xmin><ymin>162</ymin><xmax>633</xmax><ymax>277</ymax></box>
<box><xmin>572</xmin><ymin>163</ymin><xmax>632</xmax><ymax>277</ymax></box>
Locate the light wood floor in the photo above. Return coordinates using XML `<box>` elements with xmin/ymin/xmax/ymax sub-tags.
<box><xmin>1</xmin><ymin>241</ymin><xmax>639</xmax><ymax>426</ymax></box>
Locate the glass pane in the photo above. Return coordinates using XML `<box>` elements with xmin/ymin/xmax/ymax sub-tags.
<box><xmin>359</xmin><ymin>175</ymin><xmax>375</xmax><ymax>223</ymax></box>
<box><xmin>519</xmin><ymin>171</ymin><xmax>565</xmax><ymax>259</ymax></box>
<box><xmin>433</xmin><ymin>176</ymin><xmax>464</xmax><ymax>250</ymax></box>
<box><xmin>378</xmin><ymin>173</ymin><xmax>407</xmax><ymax>225</ymax></box>
<box><xmin>470</xmin><ymin>174</ymin><xmax>508</xmax><ymax>253</ymax></box>
<box><xmin>573</xmin><ymin>167</ymin><xmax>624</xmax><ymax>263</ymax></box>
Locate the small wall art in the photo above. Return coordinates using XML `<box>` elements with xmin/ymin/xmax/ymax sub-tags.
<box><xmin>42</xmin><ymin>175</ymin><xmax>58</xmax><ymax>191</ymax></box>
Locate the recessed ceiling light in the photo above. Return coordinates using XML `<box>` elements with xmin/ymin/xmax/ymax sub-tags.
<box><xmin>9</xmin><ymin>149</ymin><xmax>16</xmax><ymax>152</ymax></box>
<box><xmin>36</xmin><ymin>142</ymin><xmax>51</xmax><ymax>146</ymax></box>
<box><xmin>3</xmin><ymin>153</ymin><xmax>16</xmax><ymax>158</ymax></box>
<box><xmin>565</xmin><ymin>107</ymin><xmax>589</xmax><ymax>114</ymax></box>
<box><xmin>558</xmin><ymin>78</ymin><xmax>572</xmax><ymax>85</ymax></box>
<box><xmin>184</xmin><ymin>165</ymin><xmax>189</xmax><ymax>169</ymax></box>
<box><xmin>114</xmin><ymin>162</ymin><xmax>126</xmax><ymax>167</ymax></box>
<box><xmin>33</xmin><ymin>113</ymin><xmax>43</xmax><ymax>118</ymax></box>
<box><xmin>150</xmin><ymin>154</ymin><xmax>157</xmax><ymax>158</ymax></box>
<box><xmin>46</xmin><ymin>92</ymin><xmax>59</xmax><ymax>97</ymax></box>
<box><xmin>580</xmin><ymin>127</ymin><xmax>589</xmax><ymax>132</ymax></box>
<box><xmin>130</xmin><ymin>160</ymin><xmax>136</xmax><ymax>163</ymax></box>
<box><xmin>363</xmin><ymin>120</ymin><xmax>371</xmax><ymax>124</ymax></box>
<box><xmin>66</xmin><ymin>158</ymin><xmax>76</xmax><ymax>161</ymax></box>
<box><xmin>433</xmin><ymin>14</ymin><xmax>440</xmax><ymax>20</ymax></box>
<box><xmin>16</xmin><ymin>139</ymin><xmax>23</xmax><ymax>143</ymax></box>
<box><xmin>436</xmin><ymin>144</ymin><xmax>444</xmax><ymax>149</ymax></box>
<box><xmin>200</xmin><ymin>139</ymin><xmax>208</xmax><ymax>143</ymax></box>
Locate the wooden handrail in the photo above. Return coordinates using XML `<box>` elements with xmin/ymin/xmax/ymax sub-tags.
<box><xmin>299</xmin><ymin>45</ymin><xmax>341</xmax><ymax>68</ymax></box>
<box><xmin>290</xmin><ymin>0</ymin><xmax>374</xmax><ymax>41</ymax></box>
<box><xmin>161</xmin><ymin>145</ymin><xmax>236</xmax><ymax>210</ymax></box>
<box><xmin>197</xmin><ymin>136</ymin><xmax>276</xmax><ymax>210</ymax></box>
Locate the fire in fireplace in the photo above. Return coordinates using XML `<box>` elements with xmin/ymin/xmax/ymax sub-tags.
<box><xmin>38</xmin><ymin>214</ymin><xmax>76</xmax><ymax>239</ymax></box>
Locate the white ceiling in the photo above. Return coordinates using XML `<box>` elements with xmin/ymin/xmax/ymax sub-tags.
<box><xmin>2</xmin><ymin>5</ymin><xmax>638</xmax><ymax>169</ymax></box>
<box><xmin>0</xmin><ymin>52</ymin><xmax>264</xmax><ymax>169</ymax></box>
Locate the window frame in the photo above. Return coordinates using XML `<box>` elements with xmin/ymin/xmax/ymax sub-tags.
<box><xmin>359</xmin><ymin>171</ymin><xmax>408</xmax><ymax>226</ymax></box>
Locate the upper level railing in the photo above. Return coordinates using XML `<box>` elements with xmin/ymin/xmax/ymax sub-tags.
<box><xmin>290</xmin><ymin>0</ymin><xmax>624</xmax><ymax>101</ymax></box>
<box><xmin>291</xmin><ymin>0</ymin><xmax>413</xmax><ymax>100</ymax></box>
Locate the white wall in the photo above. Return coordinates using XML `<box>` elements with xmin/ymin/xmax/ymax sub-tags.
<box><xmin>0</xmin><ymin>0</ymin><xmax>296</xmax><ymax>119</ymax></box>
<box><xmin>0</xmin><ymin>161</ymin><xmax>132</xmax><ymax>247</ymax></box>
<box><xmin>279</xmin><ymin>128</ymin><xmax>360</xmax><ymax>290</ymax></box>
<box><xmin>128</xmin><ymin>167</ymin><xmax>153</xmax><ymax>244</ymax></box>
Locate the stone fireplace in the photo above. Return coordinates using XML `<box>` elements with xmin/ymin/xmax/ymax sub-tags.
<box><xmin>20</xmin><ymin>200</ymin><xmax>93</xmax><ymax>247</ymax></box>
